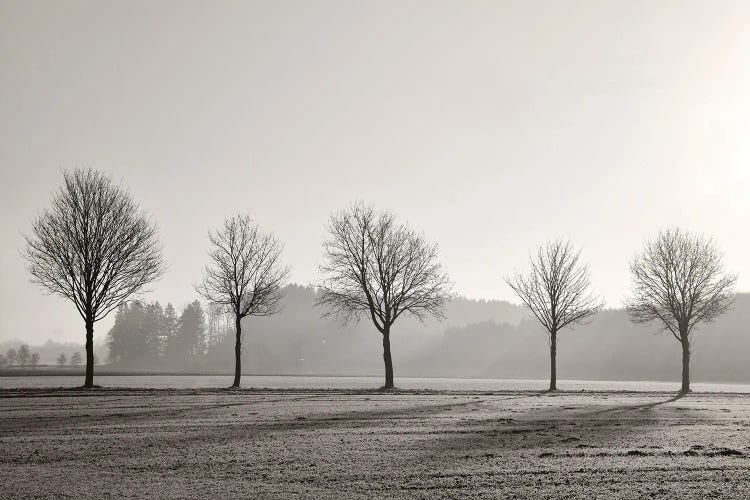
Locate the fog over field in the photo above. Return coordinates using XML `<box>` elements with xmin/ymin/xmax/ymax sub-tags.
<box><xmin>5</xmin><ymin>286</ymin><xmax>750</xmax><ymax>385</ymax></box>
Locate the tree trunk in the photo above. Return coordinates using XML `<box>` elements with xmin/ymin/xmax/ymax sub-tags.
<box><xmin>549</xmin><ymin>330</ymin><xmax>557</xmax><ymax>391</ymax></box>
<box><xmin>383</xmin><ymin>328</ymin><xmax>394</xmax><ymax>389</ymax></box>
<box><xmin>84</xmin><ymin>319</ymin><xmax>94</xmax><ymax>388</ymax></box>
<box><xmin>232</xmin><ymin>316</ymin><xmax>242</xmax><ymax>388</ymax></box>
<box><xmin>680</xmin><ymin>338</ymin><xmax>690</xmax><ymax>394</ymax></box>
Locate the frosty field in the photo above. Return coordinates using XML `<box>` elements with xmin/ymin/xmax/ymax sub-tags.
<box><xmin>2</xmin><ymin>387</ymin><xmax>750</xmax><ymax>498</ymax></box>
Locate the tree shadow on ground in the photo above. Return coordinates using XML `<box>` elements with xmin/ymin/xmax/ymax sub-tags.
<box><xmin>410</xmin><ymin>392</ymin><xmax>704</xmax><ymax>462</ymax></box>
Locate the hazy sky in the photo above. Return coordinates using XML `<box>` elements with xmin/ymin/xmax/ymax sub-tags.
<box><xmin>2</xmin><ymin>1</ymin><xmax>750</xmax><ymax>344</ymax></box>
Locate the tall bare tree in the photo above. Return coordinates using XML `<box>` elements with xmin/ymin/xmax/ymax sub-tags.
<box><xmin>196</xmin><ymin>214</ymin><xmax>288</xmax><ymax>388</ymax></box>
<box><xmin>626</xmin><ymin>228</ymin><xmax>736</xmax><ymax>394</ymax></box>
<box><xmin>23</xmin><ymin>168</ymin><xmax>164</xmax><ymax>387</ymax></box>
<box><xmin>316</xmin><ymin>204</ymin><xmax>453</xmax><ymax>389</ymax></box>
<box><xmin>71</xmin><ymin>352</ymin><xmax>83</xmax><ymax>366</ymax></box>
<box><xmin>505</xmin><ymin>239</ymin><xmax>603</xmax><ymax>391</ymax></box>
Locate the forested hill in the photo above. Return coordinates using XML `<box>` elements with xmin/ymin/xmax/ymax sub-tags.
<box><xmin>7</xmin><ymin>286</ymin><xmax>750</xmax><ymax>383</ymax></box>
<box><xmin>242</xmin><ymin>287</ymin><xmax>750</xmax><ymax>383</ymax></box>
<box><xmin>233</xmin><ymin>284</ymin><xmax>528</xmax><ymax>376</ymax></box>
<box><xmin>408</xmin><ymin>295</ymin><xmax>750</xmax><ymax>383</ymax></box>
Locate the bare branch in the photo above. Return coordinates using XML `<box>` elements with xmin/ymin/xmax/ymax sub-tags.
<box><xmin>23</xmin><ymin>168</ymin><xmax>165</xmax><ymax>324</ymax></box>
<box><xmin>316</xmin><ymin>203</ymin><xmax>453</xmax><ymax>333</ymax></box>
<box><xmin>196</xmin><ymin>214</ymin><xmax>289</xmax><ymax>320</ymax></box>
<box><xmin>505</xmin><ymin>238</ymin><xmax>603</xmax><ymax>338</ymax></box>
<box><xmin>625</xmin><ymin>227</ymin><xmax>736</xmax><ymax>344</ymax></box>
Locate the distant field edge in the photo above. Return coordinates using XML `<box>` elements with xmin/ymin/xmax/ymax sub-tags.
<box><xmin>2</xmin><ymin>387</ymin><xmax>750</xmax><ymax>399</ymax></box>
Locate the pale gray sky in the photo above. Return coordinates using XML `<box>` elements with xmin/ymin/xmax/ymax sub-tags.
<box><xmin>2</xmin><ymin>0</ymin><xmax>750</xmax><ymax>344</ymax></box>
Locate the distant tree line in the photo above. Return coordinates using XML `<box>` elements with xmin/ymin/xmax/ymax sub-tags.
<box><xmin>106</xmin><ymin>301</ymin><xmax>236</xmax><ymax>369</ymax></box>
<box><xmin>0</xmin><ymin>344</ymin><xmax>41</xmax><ymax>367</ymax></box>
<box><xmin>0</xmin><ymin>344</ymin><xmax>84</xmax><ymax>368</ymax></box>
<box><xmin>54</xmin><ymin>351</ymin><xmax>83</xmax><ymax>367</ymax></box>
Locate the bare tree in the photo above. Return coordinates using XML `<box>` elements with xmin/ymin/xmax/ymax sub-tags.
<box><xmin>316</xmin><ymin>204</ymin><xmax>453</xmax><ymax>390</ymax></box>
<box><xmin>71</xmin><ymin>352</ymin><xmax>82</xmax><ymax>366</ymax></box>
<box><xmin>23</xmin><ymin>168</ymin><xmax>165</xmax><ymax>388</ymax></box>
<box><xmin>505</xmin><ymin>239</ymin><xmax>603</xmax><ymax>391</ymax></box>
<box><xmin>196</xmin><ymin>214</ymin><xmax>288</xmax><ymax>388</ymax></box>
<box><xmin>17</xmin><ymin>344</ymin><xmax>30</xmax><ymax>366</ymax></box>
<box><xmin>6</xmin><ymin>349</ymin><xmax>17</xmax><ymax>367</ymax></box>
<box><xmin>626</xmin><ymin>228</ymin><xmax>736</xmax><ymax>394</ymax></box>
<box><xmin>30</xmin><ymin>353</ymin><xmax>40</xmax><ymax>367</ymax></box>
<box><xmin>56</xmin><ymin>353</ymin><xmax>67</xmax><ymax>367</ymax></box>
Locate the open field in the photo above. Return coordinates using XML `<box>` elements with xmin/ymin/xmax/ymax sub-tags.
<box><xmin>5</xmin><ymin>375</ymin><xmax>750</xmax><ymax>393</ymax></box>
<box><xmin>2</xmin><ymin>388</ymin><xmax>750</xmax><ymax>498</ymax></box>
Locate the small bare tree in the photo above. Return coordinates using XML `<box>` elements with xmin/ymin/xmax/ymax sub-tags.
<box><xmin>505</xmin><ymin>239</ymin><xmax>603</xmax><ymax>391</ymax></box>
<box><xmin>17</xmin><ymin>344</ymin><xmax>30</xmax><ymax>366</ymax></box>
<box><xmin>626</xmin><ymin>228</ymin><xmax>736</xmax><ymax>394</ymax></box>
<box><xmin>196</xmin><ymin>214</ymin><xmax>288</xmax><ymax>388</ymax></box>
<box><xmin>71</xmin><ymin>352</ymin><xmax>82</xmax><ymax>366</ymax></box>
<box><xmin>24</xmin><ymin>168</ymin><xmax>164</xmax><ymax>387</ymax></box>
<box><xmin>316</xmin><ymin>204</ymin><xmax>453</xmax><ymax>389</ymax></box>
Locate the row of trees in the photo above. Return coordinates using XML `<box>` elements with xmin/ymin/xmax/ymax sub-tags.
<box><xmin>21</xmin><ymin>169</ymin><xmax>452</xmax><ymax>389</ymax></box>
<box><xmin>1</xmin><ymin>345</ymin><xmax>41</xmax><ymax>367</ymax></box>
<box><xmin>506</xmin><ymin>231</ymin><xmax>735</xmax><ymax>394</ymax></box>
<box><xmin>193</xmin><ymin>204</ymin><xmax>453</xmax><ymax>389</ymax></box>
<box><xmin>23</xmin><ymin>168</ymin><xmax>736</xmax><ymax>393</ymax></box>
<box><xmin>1</xmin><ymin>345</ymin><xmax>83</xmax><ymax>368</ymax></box>
<box><xmin>55</xmin><ymin>352</ymin><xmax>82</xmax><ymax>367</ymax></box>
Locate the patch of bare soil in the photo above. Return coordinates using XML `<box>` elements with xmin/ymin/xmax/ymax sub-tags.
<box><xmin>1</xmin><ymin>388</ymin><xmax>749</xmax><ymax>498</ymax></box>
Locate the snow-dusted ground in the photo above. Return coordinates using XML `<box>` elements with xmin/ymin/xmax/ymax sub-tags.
<box><xmin>2</xmin><ymin>388</ymin><xmax>749</xmax><ymax>498</ymax></box>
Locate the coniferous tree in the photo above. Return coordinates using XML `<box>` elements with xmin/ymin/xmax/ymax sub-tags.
<box><xmin>162</xmin><ymin>303</ymin><xmax>178</xmax><ymax>358</ymax></box>
<box><xmin>107</xmin><ymin>304</ymin><xmax>130</xmax><ymax>365</ymax></box>
<box><xmin>176</xmin><ymin>301</ymin><xmax>207</xmax><ymax>361</ymax></box>
<box><xmin>144</xmin><ymin>302</ymin><xmax>164</xmax><ymax>362</ymax></box>
<box><xmin>107</xmin><ymin>301</ymin><xmax>159</xmax><ymax>368</ymax></box>
<box><xmin>129</xmin><ymin>301</ymin><xmax>151</xmax><ymax>365</ymax></box>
